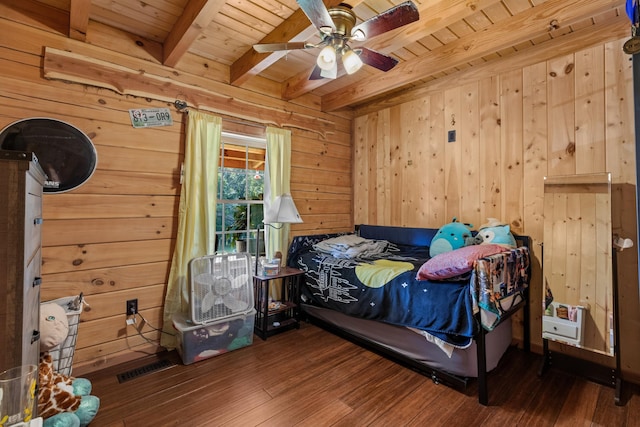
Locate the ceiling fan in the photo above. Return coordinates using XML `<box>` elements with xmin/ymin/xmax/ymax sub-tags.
<box><xmin>253</xmin><ymin>0</ymin><xmax>419</xmax><ymax>80</ymax></box>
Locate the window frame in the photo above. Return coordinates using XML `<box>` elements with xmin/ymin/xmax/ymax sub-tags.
<box><xmin>216</xmin><ymin>131</ymin><xmax>266</xmax><ymax>254</ymax></box>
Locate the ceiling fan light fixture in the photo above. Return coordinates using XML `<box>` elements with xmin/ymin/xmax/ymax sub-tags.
<box><xmin>257</xmin><ymin>0</ymin><xmax>419</xmax><ymax>80</ymax></box>
<box><xmin>342</xmin><ymin>48</ymin><xmax>363</xmax><ymax>74</ymax></box>
<box><xmin>351</xmin><ymin>28</ymin><xmax>366</xmax><ymax>41</ymax></box>
<box><xmin>320</xmin><ymin>61</ymin><xmax>338</xmax><ymax>79</ymax></box>
<box><xmin>317</xmin><ymin>45</ymin><xmax>337</xmax><ymax>70</ymax></box>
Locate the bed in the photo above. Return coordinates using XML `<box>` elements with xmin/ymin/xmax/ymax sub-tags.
<box><xmin>286</xmin><ymin>224</ymin><xmax>531</xmax><ymax>405</ymax></box>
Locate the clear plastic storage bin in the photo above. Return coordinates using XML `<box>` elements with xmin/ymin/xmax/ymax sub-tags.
<box><xmin>172</xmin><ymin>310</ymin><xmax>255</xmax><ymax>365</ymax></box>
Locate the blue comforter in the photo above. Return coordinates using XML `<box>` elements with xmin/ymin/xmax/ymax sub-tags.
<box><xmin>287</xmin><ymin>234</ymin><xmax>477</xmax><ymax>348</ymax></box>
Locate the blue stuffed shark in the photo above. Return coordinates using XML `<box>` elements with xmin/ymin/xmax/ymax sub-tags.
<box><xmin>429</xmin><ymin>217</ymin><xmax>474</xmax><ymax>257</ymax></box>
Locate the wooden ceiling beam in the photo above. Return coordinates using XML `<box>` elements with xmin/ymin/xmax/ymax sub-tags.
<box><xmin>163</xmin><ymin>0</ymin><xmax>227</xmax><ymax>67</ymax></box>
<box><xmin>229</xmin><ymin>14</ymin><xmax>317</xmax><ymax>87</ymax></box>
<box><xmin>355</xmin><ymin>14</ymin><xmax>628</xmax><ymax>115</ymax></box>
<box><xmin>2</xmin><ymin>0</ymin><xmax>68</xmax><ymax>35</ymax></box>
<box><xmin>69</xmin><ymin>0</ymin><xmax>91</xmax><ymax>41</ymax></box>
<box><xmin>282</xmin><ymin>0</ymin><xmax>503</xmax><ymax>100</ymax></box>
<box><xmin>362</xmin><ymin>0</ymin><xmax>503</xmax><ymax>56</ymax></box>
<box><xmin>229</xmin><ymin>0</ymin><xmax>360</xmax><ymax>87</ymax></box>
<box><xmin>321</xmin><ymin>0</ymin><xmax>626</xmax><ymax>111</ymax></box>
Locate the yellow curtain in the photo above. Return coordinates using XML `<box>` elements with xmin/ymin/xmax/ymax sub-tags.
<box><xmin>161</xmin><ymin>111</ymin><xmax>222</xmax><ymax>349</ymax></box>
<box><xmin>265</xmin><ymin>126</ymin><xmax>292</xmax><ymax>262</ymax></box>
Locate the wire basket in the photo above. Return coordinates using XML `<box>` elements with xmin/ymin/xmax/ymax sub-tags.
<box><xmin>189</xmin><ymin>253</ymin><xmax>254</xmax><ymax>325</ymax></box>
<box><xmin>42</xmin><ymin>294</ymin><xmax>84</xmax><ymax>376</ymax></box>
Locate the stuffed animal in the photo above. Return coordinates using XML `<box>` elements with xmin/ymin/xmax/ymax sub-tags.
<box><xmin>38</xmin><ymin>302</ymin><xmax>99</xmax><ymax>427</ymax></box>
<box><xmin>464</xmin><ymin>234</ymin><xmax>484</xmax><ymax>246</ymax></box>
<box><xmin>477</xmin><ymin>218</ymin><xmax>517</xmax><ymax>248</ymax></box>
<box><xmin>429</xmin><ymin>217</ymin><xmax>474</xmax><ymax>257</ymax></box>
<box><xmin>40</xmin><ymin>303</ymin><xmax>69</xmax><ymax>353</ymax></box>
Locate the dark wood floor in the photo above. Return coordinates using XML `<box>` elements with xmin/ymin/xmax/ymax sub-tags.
<box><xmin>85</xmin><ymin>322</ymin><xmax>640</xmax><ymax>426</ymax></box>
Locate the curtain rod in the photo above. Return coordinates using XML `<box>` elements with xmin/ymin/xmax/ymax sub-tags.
<box><xmin>174</xmin><ymin>100</ymin><xmax>266</xmax><ymax>130</ymax></box>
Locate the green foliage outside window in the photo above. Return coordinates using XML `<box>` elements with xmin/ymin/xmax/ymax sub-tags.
<box><xmin>216</xmin><ymin>167</ymin><xmax>264</xmax><ymax>253</ymax></box>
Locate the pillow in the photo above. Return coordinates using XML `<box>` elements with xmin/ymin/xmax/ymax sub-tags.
<box><xmin>313</xmin><ymin>234</ymin><xmax>389</xmax><ymax>259</ymax></box>
<box><xmin>417</xmin><ymin>244</ymin><xmax>506</xmax><ymax>281</ymax></box>
<box><xmin>313</xmin><ymin>234</ymin><xmax>367</xmax><ymax>251</ymax></box>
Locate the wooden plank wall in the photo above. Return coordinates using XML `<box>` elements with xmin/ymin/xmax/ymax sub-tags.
<box><xmin>0</xmin><ymin>10</ymin><xmax>353</xmax><ymax>373</ymax></box>
<box><xmin>353</xmin><ymin>38</ymin><xmax>640</xmax><ymax>381</ymax></box>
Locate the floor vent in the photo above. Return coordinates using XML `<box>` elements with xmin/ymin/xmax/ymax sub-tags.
<box><xmin>116</xmin><ymin>359</ymin><xmax>176</xmax><ymax>383</ymax></box>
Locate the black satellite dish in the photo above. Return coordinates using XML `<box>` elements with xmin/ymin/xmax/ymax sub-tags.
<box><xmin>0</xmin><ymin>118</ymin><xmax>97</xmax><ymax>193</ymax></box>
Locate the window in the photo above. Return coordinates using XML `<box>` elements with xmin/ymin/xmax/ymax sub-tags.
<box><xmin>215</xmin><ymin>132</ymin><xmax>266</xmax><ymax>254</ymax></box>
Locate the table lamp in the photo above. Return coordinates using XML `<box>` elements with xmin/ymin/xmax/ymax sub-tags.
<box><xmin>255</xmin><ymin>193</ymin><xmax>303</xmax><ymax>275</ymax></box>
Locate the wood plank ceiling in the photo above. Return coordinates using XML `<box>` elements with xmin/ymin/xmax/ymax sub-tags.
<box><xmin>12</xmin><ymin>0</ymin><xmax>630</xmax><ymax>111</ymax></box>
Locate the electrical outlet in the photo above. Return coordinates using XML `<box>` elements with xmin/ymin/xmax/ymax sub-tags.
<box><xmin>126</xmin><ymin>299</ymin><xmax>138</xmax><ymax>316</ymax></box>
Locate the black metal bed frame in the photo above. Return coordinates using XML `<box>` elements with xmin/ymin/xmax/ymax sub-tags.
<box><xmin>301</xmin><ymin>235</ymin><xmax>532</xmax><ymax>406</ymax></box>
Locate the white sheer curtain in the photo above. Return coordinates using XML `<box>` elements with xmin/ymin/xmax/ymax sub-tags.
<box><xmin>161</xmin><ymin>111</ymin><xmax>222</xmax><ymax>349</ymax></box>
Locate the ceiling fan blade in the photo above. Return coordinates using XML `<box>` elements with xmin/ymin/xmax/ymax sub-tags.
<box><xmin>357</xmin><ymin>47</ymin><xmax>398</xmax><ymax>72</ymax></box>
<box><xmin>296</xmin><ymin>0</ymin><xmax>336</xmax><ymax>34</ymax></box>
<box><xmin>253</xmin><ymin>42</ymin><xmax>311</xmax><ymax>53</ymax></box>
<box><xmin>351</xmin><ymin>1</ymin><xmax>419</xmax><ymax>41</ymax></box>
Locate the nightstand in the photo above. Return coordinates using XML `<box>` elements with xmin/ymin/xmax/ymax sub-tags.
<box><xmin>253</xmin><ymin>266</ymin><xmax>304</xmax><ymax>340</ymax></box>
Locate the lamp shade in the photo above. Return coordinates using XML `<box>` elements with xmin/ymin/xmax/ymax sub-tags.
<box><xmin>320</xmin><ymin>61</ymin><xmax>338</xmax><ymax>79</ymax></box>
<box><xmin>317</xmin><ymin>45</ymin><xmax>337</xmax><ymax>71</ymax></box>
<box><xmin>342</xmin><ymin>49</ymin><xmax>363</xmax><ymax>75</ymax></box>
<box><xmin>264</xmin><ymin>194</ymin><xmax>303</xmax><ymax>224</ymax></box>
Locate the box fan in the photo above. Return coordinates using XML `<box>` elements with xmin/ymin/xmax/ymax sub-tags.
<box><xmin>188</xmin><ymin>253</ymin><xmax>254</xmax><ymax>324</ymax></box>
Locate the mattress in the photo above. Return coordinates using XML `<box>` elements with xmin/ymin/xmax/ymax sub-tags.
<box><xmin>302</xmin><ymin>303</ymin><xmax>512</xmax><ymax>378</ymax></box>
